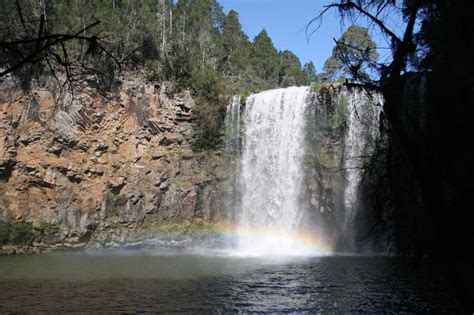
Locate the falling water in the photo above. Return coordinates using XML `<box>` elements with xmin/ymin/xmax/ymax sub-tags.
<box><xmin>236</xmin><ymin>87</ymin><xmax>319</xmax><ymax>255</ymax></box>
<box><xmin>224</xmin><ymin>95</ymin><xmax>241</xmax><ymax>153</ymax></box>
<box><xmin>342</xmin><ymin>89</ymin><xmax>383</xmax><ymax>232</ymax></box>
<box><xmin>223</xmin><ymin>96</ymin><xmax>242</xmax><ymax>218</ymax></box>
<box><xmin>225</xmin><ymin>87</ymin><xmax>382</xmax><ymax>255</ymax></box>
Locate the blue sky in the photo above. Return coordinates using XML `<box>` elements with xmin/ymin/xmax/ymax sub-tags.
<box><xmin>219</xmin><ymin>0</ymin><xmax>404</xmax><ymax>73</ymax></box>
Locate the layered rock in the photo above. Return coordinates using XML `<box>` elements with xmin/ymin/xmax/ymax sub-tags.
<box><xmin>0</xmin><ymin>76</ymin><xmax>228</xmax><ymax>253</ymax></box>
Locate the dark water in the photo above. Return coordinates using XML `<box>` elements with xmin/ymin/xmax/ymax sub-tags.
<box><xmin>0</xmin><ymin>251</ymin><xmax>461</xmax><ymax>313</ymax></box>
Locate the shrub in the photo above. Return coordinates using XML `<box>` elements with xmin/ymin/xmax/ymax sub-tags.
<box><xmin>190</xmin><ymin>66</ymin><xmax>226</xmax><ymax>151</ymax></box>
<box><xmin>191</xmin><ymin>66</ymin><xmax>221</xmax><ymax>102</ymax></box>
<box><xmin>0</xmin><ymin>220</ymin><xmax>34</xmax><ymax>245</ymax></box>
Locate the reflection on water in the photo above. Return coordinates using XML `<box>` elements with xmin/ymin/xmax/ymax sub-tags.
<box><xmin>0</xmin><ymin>252</ymin><xmax>461</xmax><ymax>313</ymax></box>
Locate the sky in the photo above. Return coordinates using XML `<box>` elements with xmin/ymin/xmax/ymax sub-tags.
<box><xmin>219</xmin><ymin>0</ymin><xmax>404</xmax><ymax>73</ymax></box>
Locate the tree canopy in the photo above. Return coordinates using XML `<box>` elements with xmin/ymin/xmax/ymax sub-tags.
<box><xmin>322</xmin><ymin>25</ymin><xmax>378</xmax><ymax>82</ymax></box>
<box><xmin>0</xmin><ymin>0</ymin><xmax>314</xmax><ymax>149</ymax></box>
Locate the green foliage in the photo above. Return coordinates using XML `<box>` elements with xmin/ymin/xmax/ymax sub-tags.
<box><xmin>323</xmin><ymin>25</ymin><xmax>378</xmax><ymax>82</ymax></box>
<box><xmin>191</xmin><ymin>97</ymin><xmax>226</xmax><ymax>150</ymax></box>
<box><xmin>0</xmin><ymin>0</ymin><xmax>314</xmax><ymax>150</ymax></box>
<box><xmin>190</xmin><ymin>66</ymin><xmax>226</xmax><ymax>150</ymax></box>
<box><xmin>304</xmin><ymin>142</ymin><xmax>330</xmax><ymax>168</ymax></box>
<box><xmin>220</xmin><ymin>10</ymin><xmax>251</xmax><ymax>76</ymax></box>
<box><xmin>31</xmin><ymin>219</ymin><xmax>60</xmax><ymax>236</ymax></box>
<box><xmin>0</xmin><ymin>220</ymin><xmax>34</xmax><ymax>245</ymax></box>
<box><xmin>304</xmin><ymin>86</ymin><xmax>348</xmax><ymax>169</ymax></box>
<box><xmin>164</xmin><ymin>47</ymin><xmax>193</xmax><ymax>88</ymax></box>
<box><xmin>278</xmin><ymin>50</ymin><xmax>307</xmax><ymax>87</ymax></box>
<box><xmin>91</xmin><ymin>56</ymin><xmax>119</xmax><ymax>95</ymax></box>
<box><xmin>250</xmin><ymin>29</ymin><xmax>280</xmax><ymax>85</ymax></box>
<box><xmin>191</xmin><ymin>66</ymin><xmax>221</xmax><ymax>102</ymax></box>
<box><xmin>323</xmin><ymin>96</ymin><xmax>347</xmax><ymax>136</ymax></box>
<box><xmin>303</xmin><ymin>62</ymin><xmax>318</xmax><ymax>85</ymax></box>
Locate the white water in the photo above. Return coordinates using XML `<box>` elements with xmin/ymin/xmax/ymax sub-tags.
<box><xmin>236</xmin><ymin>87</ymin><xmax>313</xmax><ymax>256</ymax></box>
<box><xmin>342</xmin><ymin>89</ymin><xmax>382</xmax><ymax>230</ymax></box>
<box><xmin>225</xmin><ymin>86</ymin><xmax>382</xmax><ymax>256</ymax></box>
<box><xmin>223</xmin><ymin>96</ymin><xmax>242</xmax><ymax>218</ymax></box>
<box><xmin>225</xmin><ymin>96</ymin><xmax>241</xmax><ymax>152</ymax></box>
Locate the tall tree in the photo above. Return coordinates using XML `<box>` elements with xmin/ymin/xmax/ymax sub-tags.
<box><xmin>278</xmin><ymin>50</ymin><xmax>305</xmax><ymax>87</ymax></box>
<box><xmin>323</xmin><ymin>25</ymin><xmax>378</xmax><ymax>82</ymax></box>
<box><xmin>220</xmin><ymin>9</ymin><xmax>250</xmax><ymax>76</ymax></box>
<box><xmin>310</xmin><ymin>2</ymin><xmax>474</xmax><ymax>310</ymax></box>
<box><xmin>184</xmin><ymin>0</ymin><xmax>225</xmax><ymax>68</ymax></box>
<box><xmin>302</xmin><ymin>61</ymin><xmax>318</xmax><ymax>84</ymax></box>
<box><xmin>251</xmin><ymin>29</ymin><xmax>279</xmax><ymax>85</ymax></box>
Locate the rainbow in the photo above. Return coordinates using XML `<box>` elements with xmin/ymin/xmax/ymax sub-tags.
<box><xmin>209</xmin><ymin>223</ymin><xmax>333</xmax><ymax>256</ymax></box>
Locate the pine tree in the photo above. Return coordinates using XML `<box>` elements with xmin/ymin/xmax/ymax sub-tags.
<box><xmin>251</xmin><ymin>29</ymin><xmax>280</xmax><ymax>85</ymax></box>
<box><xmin>278</xmin><ymin>50</ymin><xmax>305</xmax><ymax>87</ymax></box>
<box><xmin>221</xmin><ymin>9</ymin><xmax>251</xmax><ymax>76</ymax></box>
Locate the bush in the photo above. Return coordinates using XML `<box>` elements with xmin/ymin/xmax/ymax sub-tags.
<box><xmin>191</xmin><ymin>66</ymin><xmax>221</xmax><ymax>102</ymax></box>
<box><xmin>87</xmin><ymin>55</ymin><xmax>118</xmax><ymax>95</ymax></box>
<box><xmin>0</xmin><ymin>220</ymin><xmax>34</xmax><ymax>245</ymax></box>
<box><xmin>190</xmin><ymin>66</ymin><xmax>226</xmax><ymax>151</ymax></box>
<box><xmin>163</xmin><ymin>47</ymin><xmax>193</xmax><ymax>90</ymax></box>
<box><xmin>0</xmin><ymin>221</ymin><xmax>10</xmax><ymax>245</ymax></box>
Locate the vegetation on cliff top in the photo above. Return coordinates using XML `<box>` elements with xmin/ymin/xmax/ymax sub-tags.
<box><xmin>0</xmin><ymin>0</ymin><xmax>320</xmax><ymax>150</ymax></box>
<box><xmin>0</xmin><ymin>1</ymin><xmax>380</xmax><ymax>151</ymax></box>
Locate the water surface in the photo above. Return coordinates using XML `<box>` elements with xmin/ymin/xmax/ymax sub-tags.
<box><xmin>0</xmin><ymin>252</ymin><xmax>460</xmax><ymax>313</ymax></box>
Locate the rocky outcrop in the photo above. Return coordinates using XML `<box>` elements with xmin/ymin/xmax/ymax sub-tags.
<box><xmin>0</xmin><ymin>76</ymin><xmax>229</xmax><ymax>253</ymax></box>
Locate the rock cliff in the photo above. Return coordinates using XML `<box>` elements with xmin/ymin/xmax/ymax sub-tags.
<box><xmin>0</xmin><ymin>75</ymin><xmax>228</xmax><ymax>254</ymax></box>
<box><xmin>0</xmin><ymin>78</ymin><xmax>382</xmax><ymax>255</ymax></box>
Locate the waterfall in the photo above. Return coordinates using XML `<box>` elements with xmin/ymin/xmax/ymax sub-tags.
<box><xmin>224</xmin><ymin>96</ymin><xmax>241</xmax><ymax>154</ymax></box>
<box><xmin>342</xmin><ymin>89</ymin><xmax>382</xmax><ymax>236</ymax></box>
<box><xmin>223</xmin><ymin>96</ymin><xmax>242</xmax><ymax>218</ymax></box>
<box><xmin>236</xmin><ymin>87</ymin><xmax>316</xmax><ymax>255</ymax></box>
<box><xmin>223</xmin><ymin>86</ymin><xmax>382</xmax><ymax>255</ymax></box>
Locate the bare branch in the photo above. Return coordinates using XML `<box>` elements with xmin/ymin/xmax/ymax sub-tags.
<box><xmin>307</xmin><ymin>1</ymin><xmax>402</xmax><ymax>46</ymax></box>
<box><xmin>0</xmin><ymin>20</ymin><xmax>120</xmax><ymax>80</ymax></box>
<box><xmin>15</xmin><ymin>0</ymin><xmax>30</xmax><ymax>36</ymax></box>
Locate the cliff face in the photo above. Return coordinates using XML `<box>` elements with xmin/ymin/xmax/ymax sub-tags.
<box><xmin>0</xmin><ymin>80</ymin><xmax>383</xmax><ymax>254</ymax></box>
<box><xmin>0</xmin><ymin>76</ymin><xmax>228</xmax><ymax>253</ymax></box>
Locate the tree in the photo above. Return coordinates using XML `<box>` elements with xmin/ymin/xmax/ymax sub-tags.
<box><xmin>190</xmin><ymin>65</ymin><xmax>225</xmax><ymax>150</ymax></box>
<box><xmin>310</xmin><ymin>2</ymin><xmax>474</xmax><ymax>310</ymax></box>
<box><xmin>251</xmin><ymin>29</ymin><xmax>280</xmax><ymax>85</ymax></box>
<box><xmin>182</xmin><ymin>0</ymin><xmax>225</xmax><ymax>69</ymax></box>
<box><xmin>302</xmin><ymin>61</ymin><xmax>318</xmax><ymax>84</ymax></box>
<box><xmin>323</xmin><ymin>25</ymin><xmax>378</xmax><ymax>82</ymax></box>
<box><xmin>278</xmin><ymin>50</ymin><xmax>306</xmax><ymax>87</ymax></box>
<box><xmin>0</xmin><ymin>0</ymin><xmax>121</xmax><ymax>91</ymax></box>
<box><xmin>220</xmin><ymin>9</ymin><xmax>250</xmax><ymax>76</ymax></box>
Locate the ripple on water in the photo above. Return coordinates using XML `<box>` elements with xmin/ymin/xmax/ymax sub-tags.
<box><xmin>0</xmin><ymin>254</ymin><xmax>463</xmax><ymax>313</ymax></box>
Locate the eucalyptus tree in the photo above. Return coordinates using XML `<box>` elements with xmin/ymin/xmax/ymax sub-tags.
<box><xmin>323</xmin><ymin>25</ymin><xmax>378</xmax><ymax>82</ymax></box>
